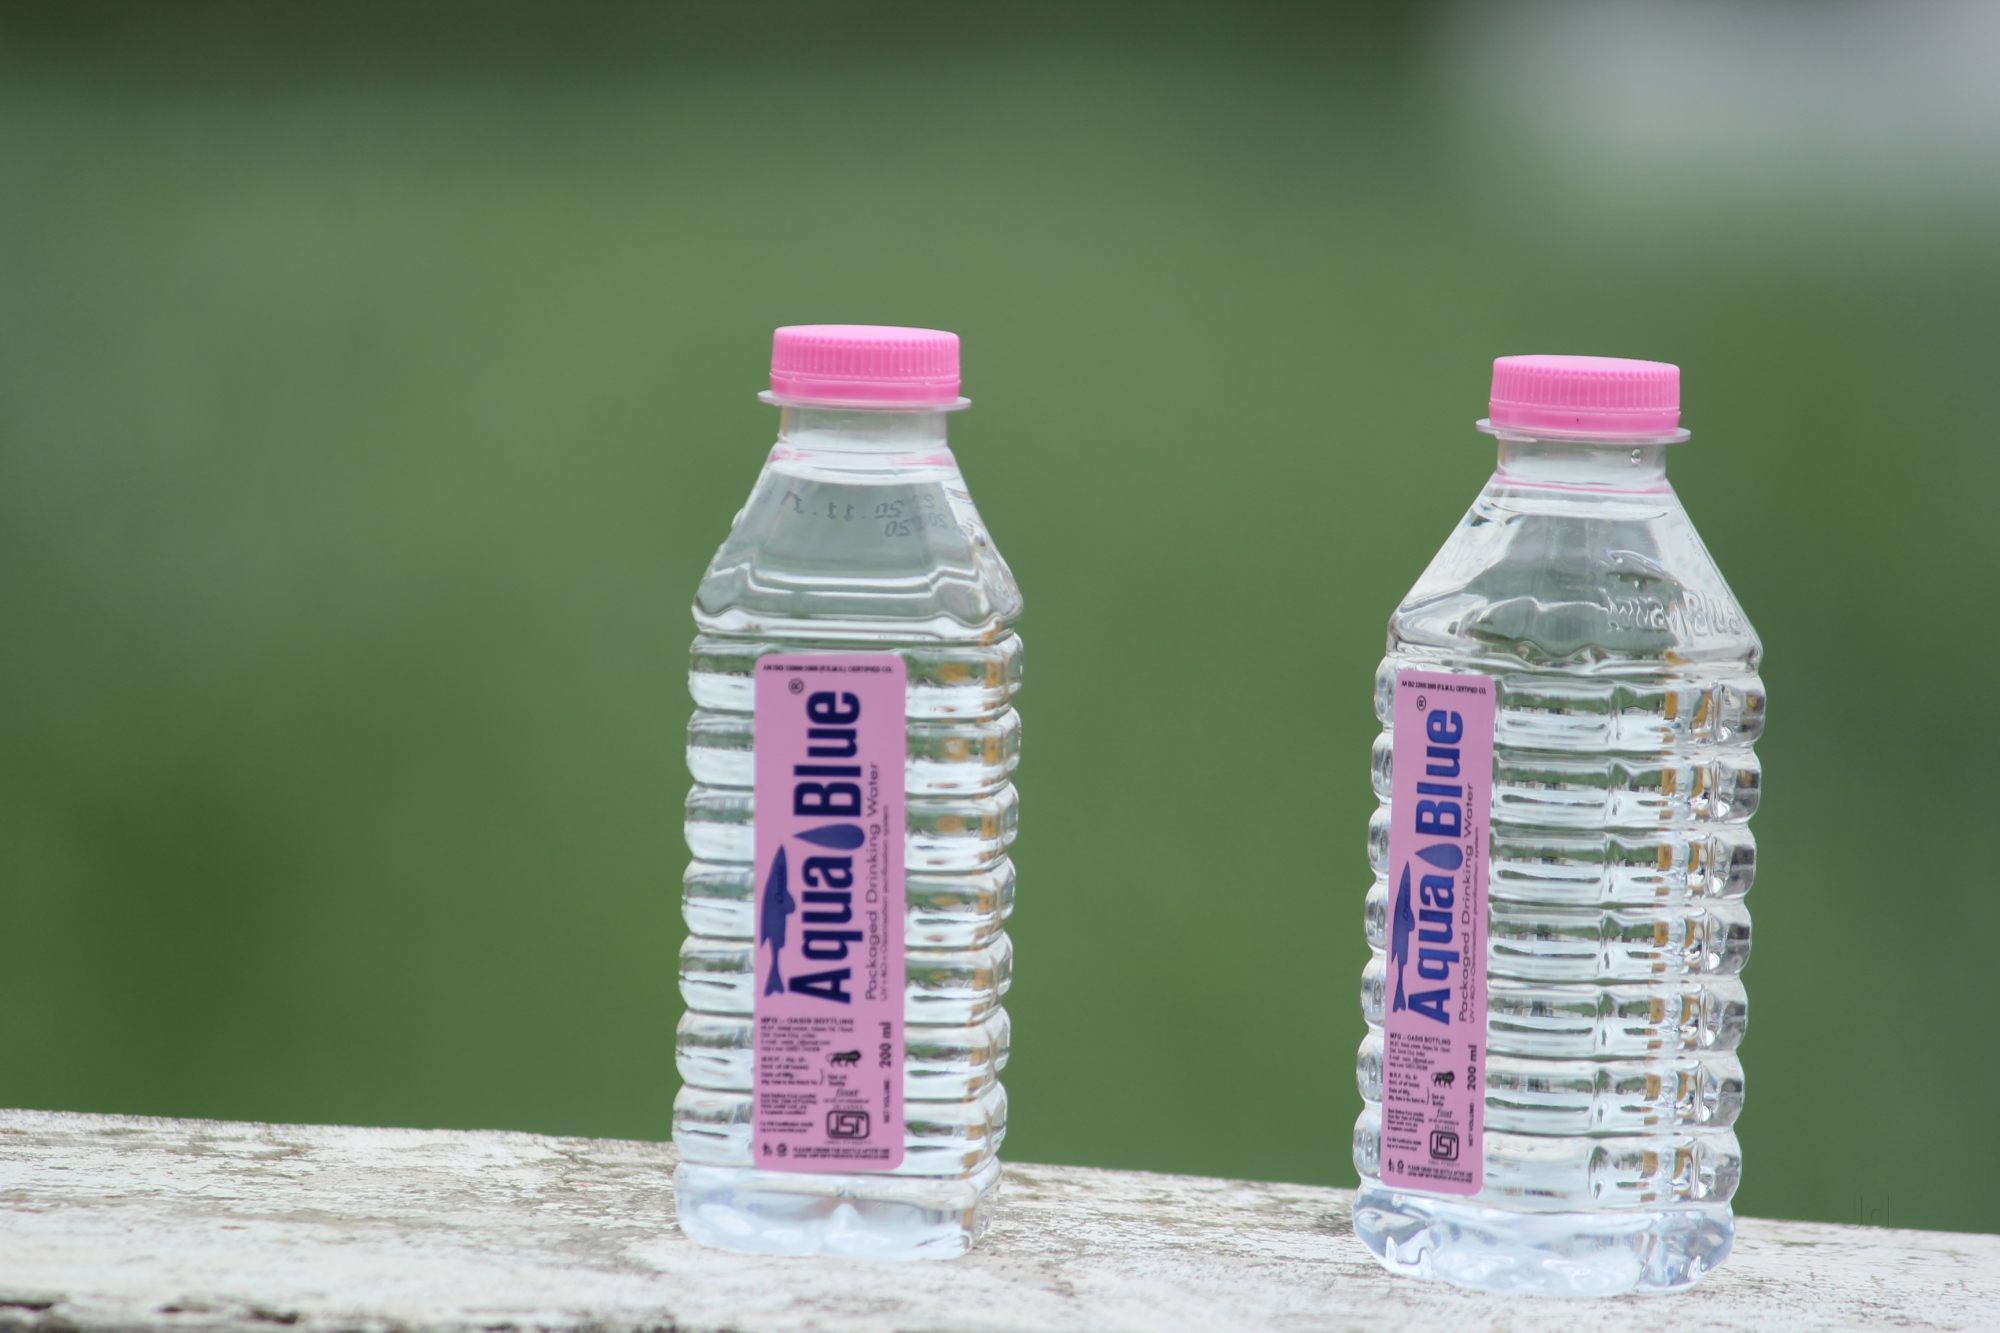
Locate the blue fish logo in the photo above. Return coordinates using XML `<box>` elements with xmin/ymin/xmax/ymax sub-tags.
<box><xmin>759</xmin><ymin>846</ymin><xmax>796</xmax><ymax>997</ymax></box>
<box><xmin>1389</xmin><ymin>863</ymin><xmax>1417</xmax><ymax>1013</ymax></box>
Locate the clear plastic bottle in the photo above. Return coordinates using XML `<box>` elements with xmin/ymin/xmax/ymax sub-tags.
<box><xmin>675</xmin><ymin>326</ymin><xmax>1021</xmax><ymax>1258</ymax></box>
<box><xmin>1353</xmin><ymin>356</ymin><xmax>1762</xmax><ymax>1295</ymax></box>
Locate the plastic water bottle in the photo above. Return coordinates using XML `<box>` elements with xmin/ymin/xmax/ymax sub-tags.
<box><xmin>1353</xmin><ymin>356</ymin><xmax>1762</xmax><ymax>1295</ymax></box>
<box><xmin>675</xmin><ymin>325</ymin><xmax>1021</xmax><ymax>1258</ymax></box>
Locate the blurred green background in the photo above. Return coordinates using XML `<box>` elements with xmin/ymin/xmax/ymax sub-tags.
<box><xmin>4</xmin><ymin>2</ymin><xmax>1996</xmax><ymax>1235</ymax></box>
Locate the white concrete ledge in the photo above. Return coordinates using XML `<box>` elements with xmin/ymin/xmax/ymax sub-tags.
<box><xmin>1</xmin><ymin>1110</ymin><xmax>1993</xmax><ymax>1331</ymax></box>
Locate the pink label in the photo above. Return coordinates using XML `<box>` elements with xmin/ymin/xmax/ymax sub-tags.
<box><xmin>1380</xmin><ymin>669</ymin><xmax>1494</xmax><ymax>1196</ymax></box>
<box><xmin>752</xmin><ymin>654</ymin><xmax>906</xmax><ymax>1172</ymax></box>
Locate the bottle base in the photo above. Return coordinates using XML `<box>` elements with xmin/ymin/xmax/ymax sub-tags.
<box><xmin>1352</xmin><ymin>1182</ymin><xmax>1733</xmax><ymax>1296</ymax></box>
<box><xmin>673</xmin><ymin>1159</ymin><xmax>1001</xmax><ymax>1259</ymax></box>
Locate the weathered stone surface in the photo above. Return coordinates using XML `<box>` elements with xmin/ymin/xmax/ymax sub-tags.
<box><xmin>1</xmin><ymin>1110</ymin><xmax>1993</xmax><ymax>1331</ymax></box>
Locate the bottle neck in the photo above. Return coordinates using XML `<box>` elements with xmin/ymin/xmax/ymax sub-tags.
<box><xmin>1492</xmin><ymin>436</ymin><xmax>1672</xmax><ymax>492</ymax></box>
<box><xmin>776</xmin><ymin>405</ymin><xmax>951</xmax><ymax>451</ymax></box>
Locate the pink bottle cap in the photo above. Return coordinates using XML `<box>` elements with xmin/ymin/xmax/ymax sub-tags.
<box><xmin>1481</xmin><ymin>355</ymin><xmax>1686</xmax><ymax>441</ymax></box>
<box><xmin>764</xmin><ymin>325</ymin><xmax>966</xmax><ymax>409</ymax></box>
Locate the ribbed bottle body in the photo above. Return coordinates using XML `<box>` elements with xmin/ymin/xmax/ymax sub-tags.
<box><xmin>1353</xmin><ymin>439</ymin><xmax>1762</xmax><ymax>1294</ymax></box>
<box><xmin>675</xmin><ymin>413</ymin><xmax>1021</xmax><ymax>1258</ymax></box>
